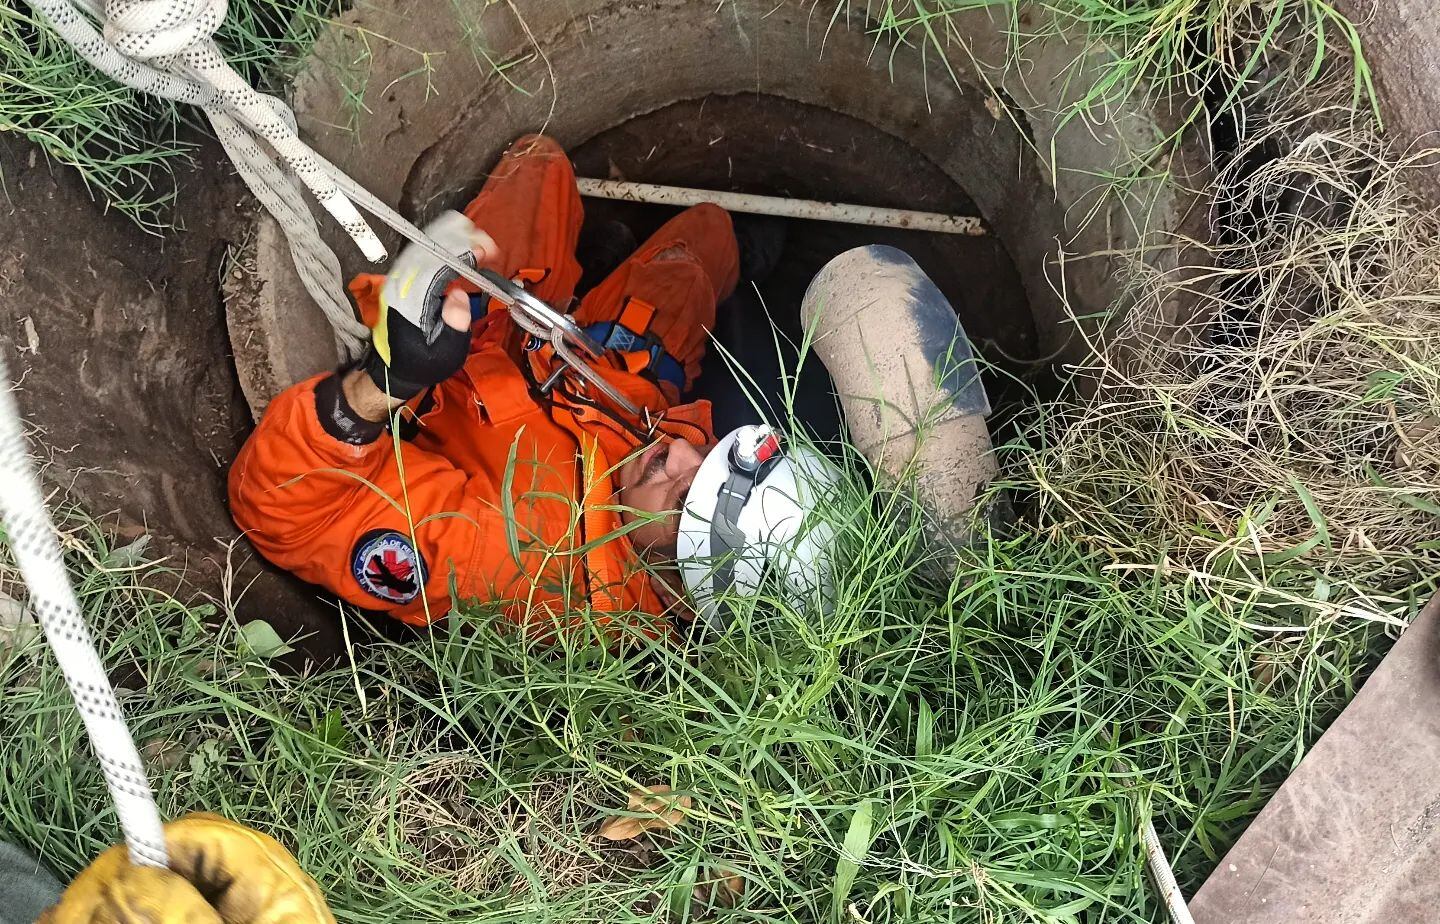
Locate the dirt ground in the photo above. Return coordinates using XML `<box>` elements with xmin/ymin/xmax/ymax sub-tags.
<box><xmin>0</xmin><ymin>130</ymin><xmax>343</xmax><ymax>652</ymax></box>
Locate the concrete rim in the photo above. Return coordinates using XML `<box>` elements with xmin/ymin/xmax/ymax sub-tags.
<box><xmin>232</xmin><ymin>0</ymin><xmax>1210</xmax><ymax>418</ymax></box>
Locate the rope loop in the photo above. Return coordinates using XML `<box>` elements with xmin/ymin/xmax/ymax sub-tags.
<box><xmin>103</xmin><ymin>0</ymin><xmax>226</xmax><ymax>60</ymax></box>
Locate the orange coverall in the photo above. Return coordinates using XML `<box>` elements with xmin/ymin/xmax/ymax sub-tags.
<box><xmin>228</xmin><ymin>136</ymin><xmax>739</xmax><ymax>633</ymax></box>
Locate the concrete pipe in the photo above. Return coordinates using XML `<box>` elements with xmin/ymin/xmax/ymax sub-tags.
<box><xmin>801</xmin><ymin>245</ymin><xmax>997</xmax><ymax>547</ymax></box>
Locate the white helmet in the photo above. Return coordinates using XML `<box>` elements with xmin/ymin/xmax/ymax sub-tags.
<box><xmin>676</xmin><ymin>425</ymin><xmax>843</xmax><ymax>628</ymax></box>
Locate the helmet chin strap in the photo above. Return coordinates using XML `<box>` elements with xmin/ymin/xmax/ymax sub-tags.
<box><xmin>708</xmin><ymin>426</ymin><xmax>784</xmax><ymax>601</ymax></box>
<box><xmin>709</xmin><ymin>467</ymin><xmax>757</xmax><ymax>597</ymax></box>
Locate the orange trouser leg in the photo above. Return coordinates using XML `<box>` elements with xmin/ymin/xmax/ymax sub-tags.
<box><xmin>459</xmin><ymin>134</ymin><xmax>584</xmax><ymax>309</ymax></box>
<box><xmin>574</xmin><ymin>203</ymin><xmax>740</xmax><ymax>397</ymax></box>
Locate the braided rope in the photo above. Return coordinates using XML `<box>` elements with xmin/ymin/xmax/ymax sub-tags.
<box><xmin>28</xmin><ymin>0</ymin><xmax>374</xmax><ymax>357</ymax></box>
<box><xmin>0</xmin><ymin>355</ymin><xmax>169</xmax><ymax>868</ymax></box>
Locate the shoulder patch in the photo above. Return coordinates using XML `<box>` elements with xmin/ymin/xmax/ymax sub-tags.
<box><xmin>351</xmin><ymin>529</ymin><xmax>426</xmax><ymax>605</ymax></box>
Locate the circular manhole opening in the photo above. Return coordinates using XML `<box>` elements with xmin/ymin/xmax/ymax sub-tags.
<box><xmin>232</xmin><ymin>0</ymin><xmax>1207</xmax><ymax>421</ymax></box>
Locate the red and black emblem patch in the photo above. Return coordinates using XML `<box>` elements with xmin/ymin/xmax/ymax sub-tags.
<box><xmin>351</xmin><ymin>529</ymin><xmax>426</xmax><ymax>605</ymax></box>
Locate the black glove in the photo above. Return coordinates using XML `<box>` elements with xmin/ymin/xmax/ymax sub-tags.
<box><xmin>360</xmin><ymin>306</ymin><xmax>470</xmax><ymax>401</ymax></box>
<box><xmin>358</xmin><ymin>210</ymin><xmax>494</xmax><ymax>401</ymax></box>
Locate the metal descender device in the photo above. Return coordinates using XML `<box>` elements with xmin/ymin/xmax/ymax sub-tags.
<box><xmin>477</xmin><ymin>267</ymin><xmax>644</xmax><ymax>417</ymax></box>
<box><xmin>387</xmin><ymin>210</ymin><xmax>645</xmax><ymax>420</ymax></box>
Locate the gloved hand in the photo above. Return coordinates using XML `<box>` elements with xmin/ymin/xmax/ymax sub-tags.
<box><xmin>39</xmin><ymin>814</ymin><xmax>334</xmax><ymax>924</ymax></box>
<box><xmin>362</xmin><ymin>210</ymin><xmax>498</xmax><ymax>400</ymax></box>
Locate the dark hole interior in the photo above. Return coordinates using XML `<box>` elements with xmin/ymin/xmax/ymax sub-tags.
<box><xmin>569</xmin><ymin>94</ymin><xmax>1036</xmax><ymax>442</ymax></box>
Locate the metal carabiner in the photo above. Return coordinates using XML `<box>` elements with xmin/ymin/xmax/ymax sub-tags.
<box><xmin>477</xmin><ymin>268</ymin><xmax>645</xmax><ymax>419</ymax></box>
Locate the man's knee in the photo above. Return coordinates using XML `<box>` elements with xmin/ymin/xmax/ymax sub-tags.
<box><xmin>651</xmin><ymin>203</ymin><xmax>737</xmax><ymax>292</ymax></box>
<box><xmin>506</xmin><ymin>133</ymin><xmax>567</xmax><ymax>159</ymax></box>
<box><xmin>686</xmin><ymin>204</ymin><xmax>739</xmax><ymax>298</ymax></box>
<box><xmin>488</xmin><ymin>134</ymin><xmax>570</xmax><ymax>182</ymax></box>
<box><xmin>678</xmin><ymin>202</ymin><xmax>735</xmax><ymax>241</ymax></box>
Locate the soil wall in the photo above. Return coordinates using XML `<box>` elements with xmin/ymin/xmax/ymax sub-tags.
<box><xmin>0</xmin><ymin>133</ymin><xmax>340</xmax><ymax>648</ymax></box>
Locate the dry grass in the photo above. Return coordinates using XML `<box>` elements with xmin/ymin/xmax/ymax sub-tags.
<box><xmin>369</xmin><ymin>760</ymin><xmax>635</xmax><ymax>898</ymax></box>
<box><xmin>1028</xmin><ymin>95</ymin><xmax>1440</xmax><ymax>609</ymax></box>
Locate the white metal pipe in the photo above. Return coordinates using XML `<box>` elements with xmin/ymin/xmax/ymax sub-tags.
<box><xmin>575</xmin><ymin>178</ymin><xmax>987</xmax><ymax>236</ymax></box>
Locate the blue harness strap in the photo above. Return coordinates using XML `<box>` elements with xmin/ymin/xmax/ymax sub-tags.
<box><xmin>476</xmin><ymin>287</ymin><xmax>686</xmax><ymax>394</ymax></box>
<box><xmin>582</xmin><ymin>316</ymin><xmax>686</xmax><ymax>393</ymax></box>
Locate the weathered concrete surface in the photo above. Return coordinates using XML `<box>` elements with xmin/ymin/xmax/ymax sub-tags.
<box><xmin>226</xmin><ymin>220</ymin><xmax>340</xmax><ymax>420</ymax></box>
<box><xmin>238</xmin><ymin>0</ymin><xmax>1210</xmax><ymax>413</ymax></box>
<box><xmin>1190</xmin><ymin>593</ymin><xmax>1440</xmax><ymax>923</ymax></box>
<box><xmin>1335</xmin><ymin>0</ymin><xmax>1440</xmax><ymax>207</ymax></box>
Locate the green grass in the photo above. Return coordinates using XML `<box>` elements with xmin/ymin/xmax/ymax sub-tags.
<box><xmin>0</xmin><ymin>0</ymin><xmax>335</xmax><ymax>230</ymax></box>
<box><xmin>4</xmin><ymin>0</ymin><xmax>1376</xmax><ymax>226</ymax></box>
<box><xmin>0</xmin><ymin>2</ymin><xmax>1422</xmax><ymax>918</ymax></box>
<box><xmin>1052</xmin><ymin>0</ymin><xmax>1376</xmax><ymax>116</ymax></box>
<box><xmin>2</xmin><ymin>103</ymin><xmax>1430</xmax><ymax>910</ymax></box>
<box><xmin>1042</xmin><ymin>0</ymin><xmax>1378</xmax><ymax>144</ymax></box>
<box><xmin>859</xmin><ymin>0</ymin><xmax>1376</xmax><ymax>195</ymax></box>
<box><xmin>0</xmin><ymin>75</ymin><xmax>1430</xmax><ymax>921</ymax></box>
<box><xmin>0</xmin><ymin>451</ymin><xmax>1394</xmax><ymax>922</ymax></box>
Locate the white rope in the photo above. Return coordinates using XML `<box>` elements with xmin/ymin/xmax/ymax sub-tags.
<box><xmin>0</xmin><ymin>355</ymin><xmax>169</xmax><ymax>868</ymax></box>
<box><xmin>28</xmin><ymin>0</ymin><xmax>373</xmax><ymax>357</ymax></box>
<box><xmin>1143</xmin><ymin>817</ymin><xmax>1196</xmax><ymax>924</ymax></box>
<box><xmin>1114</xmin><ymin>753</ymin><xmax>1195</xmax><ymax>924</ymax></box>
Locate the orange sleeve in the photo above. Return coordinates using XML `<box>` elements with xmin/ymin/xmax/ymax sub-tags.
<box><xmin>228</xmin><ymin>374</ymin><xmax>501</xmax><ymax>624</ymax></box>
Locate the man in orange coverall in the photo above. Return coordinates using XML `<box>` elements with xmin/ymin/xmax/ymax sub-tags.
<box><xmin>229</xmin><ymin>134</ymin><xmax>751</xmax><ymax>637</ymax></box>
